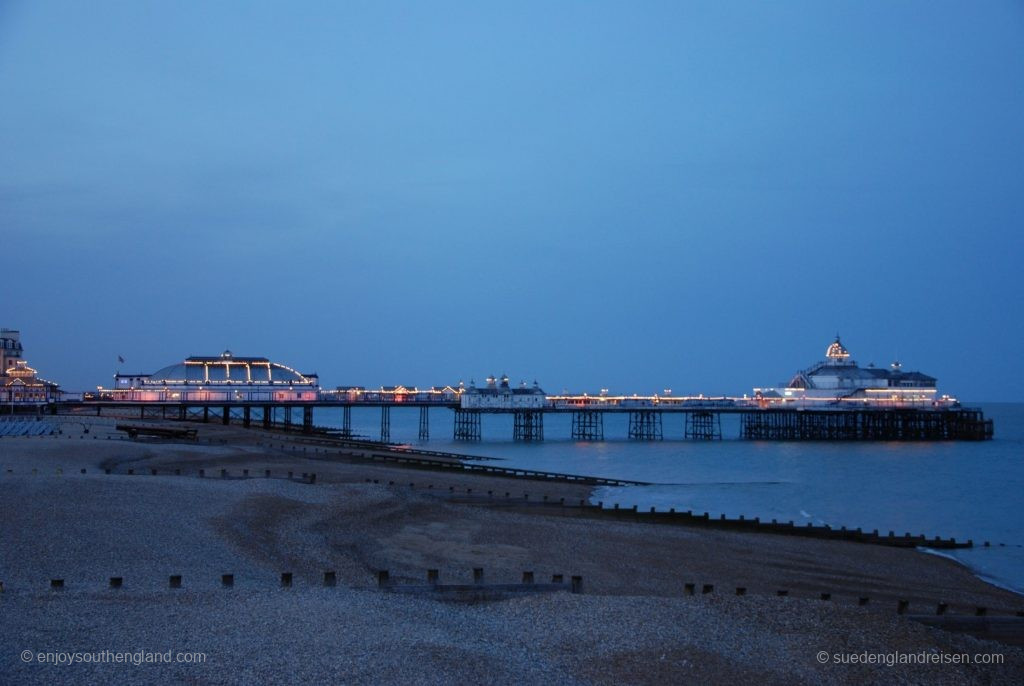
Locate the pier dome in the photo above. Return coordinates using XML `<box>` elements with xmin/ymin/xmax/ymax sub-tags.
<box><xmin>110</xmin><ymin>350</ymin><xmax>318</xmax><ymax>402</ymax></box>
<box><xmin>825</xmin><ymin>335</ymin><xmax>851</xmax><ymax>362</ymax></box>
<box><xmin>146</xmin><ymin>350</ymin><xmax>312</xmax><ymax>385</ymax></box>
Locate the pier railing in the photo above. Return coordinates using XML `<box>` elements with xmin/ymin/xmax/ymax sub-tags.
<box><xmin>84</xmin><ymin>387</ymin><xmax>961</xmax><ymax>411</ymax></box>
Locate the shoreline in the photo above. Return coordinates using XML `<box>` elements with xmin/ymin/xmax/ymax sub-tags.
<box><xmin>4</xmin><ymin>419</ymin><xmax>1022</xmax><ymax>608</ymax></box>
<box><xmin>919</xmin><ymin>547</ymin><xmax>1024</xmax><ymax>599</ymax></box>
<box><xmin>9</xmin><ymin>417</ymin><xmax>1023</xmax><ymax>572</ymax></box>
<box><xmin>208</xmin><ymin>424</ymin><xmax>1018</xmax><ymax>583</ymax></box>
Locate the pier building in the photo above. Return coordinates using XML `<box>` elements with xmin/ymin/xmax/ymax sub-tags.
<box><xmin>329</xmin><ymin>385</ymin><xmax>461</xmax><ymax>404</ymax></box>
<box><xmin>754</xmin><ymin>336</ymin><xmax>944</xmax><ymax>406</ymax></box>
<box><xmin>460</xmin><ymin>375</ymin><xmax>546</xmax><ymax>409</ymax></box>
<box><xmin>105</xmin><ymin>350</ymin><xmax>318</xmax><ymax>402</ymax></box>
<box><xmin>456</xmin><ymin>375</ymin><xmax>548</xmax><ymax>441</ymax></box>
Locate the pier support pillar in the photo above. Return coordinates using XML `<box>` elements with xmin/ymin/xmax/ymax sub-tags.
<box><xmin>303</xmin><ymin>406</ymin><xmax>313</xmax><ymax>434</ymax></box>
<box><xmin>202</xmin><ymin>406</ymin><xmax>209</xmax><ymax>423</ymax></box>
<box><xmin>221</xmin><ymin>406</ymin><xmax>230</xmax><ymax>425</ymax></box>
<box><xmin>685</xmin><ymin>411</ymin><xmax>721</xmax><ymax>440</ymax></box>
<box><xmin>380</xmin><ymin>406</ymin><xmax>390</xmax><ymax>443</ymax></box>
<box><xmin>283</xmin><ymin>406</ymin><xmax>292</xmax><ymax>428</ymax></box>
<box><xmin>178</xmin><ymin>406</ymin><xmax>186</xmax><ymax>421</ymax></box>
<box><xmin>513</xmin><ymin>410</ymin><xmax>544</xmax><ymax>441</ymax></box>
<box><xmin>342</xmin><ymin>406</ymin><xmax>352</xmax><ymax>437</ymax></box>
<box><xmin>262</xmin><ymin>405</ymin><xmax>272</xmax><ymax>429</ymax></box>
<box><xmin>738</xmin><ymin>409</ymin><xmax>997</xmax><ymax>441</ymax></box>
<box><xmin>243</xmin><ymin>406</ymin><xmax>251</xmax><ymax>428</ymax></box>
<box><xmin>571</xmin><ymin>411</ymin><xmax>604</xmax><ymax>441</ymax></box>
<box><xmin>628</xmin><ymin>411</ymin><xmax>662</xmax><ymax>440</ymax></box>
<box><xmin>453</xmin><ymin>409</ymin><xmax>481</xmax><ymax>441</ymax></box>
<box><xmin>418</xmin><ymin>406</ymin><xmax>429</xmax><ymax>441</ymax></box>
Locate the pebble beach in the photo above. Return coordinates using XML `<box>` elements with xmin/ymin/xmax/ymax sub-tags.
<box><xmin>1</xmin><ymin>419</ymin><xmax>1022</xmax><ymax>684</ymax></box>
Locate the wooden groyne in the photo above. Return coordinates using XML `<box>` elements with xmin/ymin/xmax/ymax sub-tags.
<box><xmin>356</xmin><ymin>451</ymin><xmax>646</xmax><ymax>487</ymax></box>
<box><xmin>3</xmin><ymin>464</ymin><xmax>994</xmax><ymax>551</ymax></box>
<box><xmin>444</xmin><ymin>492</ymin><xmax>976</xmax><ymax>550</ymax></box>
<box><xmin>574</xmin><ymin>504</ymin><xmax>975</xmax><ymax>549</ymax></box>
<box><xmin>289</xmin><ymin>435</ymin><xmax>504</xmax><ymax>462</ymax></box>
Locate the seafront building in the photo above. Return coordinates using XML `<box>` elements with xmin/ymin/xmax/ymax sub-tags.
<box><xmin>0</xmin><ymin>329</ymin><xmax>62</xmax><ymax>404</ymax></box>
<box><xmin>102</xmin><ymin>350</ymin><xmax>319</xmax><ymax>402</ymax></box>
<box><xmin>754</xmin><ymin>336</ymin><xmax>944</xmax><ymax>406</ymax></box>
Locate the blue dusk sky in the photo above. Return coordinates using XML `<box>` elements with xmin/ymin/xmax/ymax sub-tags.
<box><xmin>1</xmin><ymin>1</ymin><xmax>1021</xmax><ymax>400</ymax></box>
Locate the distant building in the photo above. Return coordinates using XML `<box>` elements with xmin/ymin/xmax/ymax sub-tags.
<box><xmin>0</xmin><ymin>329</ymin><xmax>62</xmax><ymax>404</ymax></box>
<box><xmin>460</xmin><ymin>374</ymin><xmax>546</xmax><ymax>409</ymax></box>
<box><xmin>431</xmin><ymin>385</ymin><xmax>461</xmax><ymax>403</ymax></box>
<box><xmin>101</xmin><ymin>350</ymin><xmax>318</xmax><ymax>402</ymax></box>
<box><xmin>1</xmin><ymin>328</ymin><xmax>24</xmax><ymax>372</ymax></box>
<box><xmin>754</xmin><ymin>336</ymin><xmax>942</xmax><ymax>406</ymax></box>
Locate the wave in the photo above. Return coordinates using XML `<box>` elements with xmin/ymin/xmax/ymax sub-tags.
<box><xmin>919</xmin><ymin>547</ymin><xmax>1024</xmax><ymax>597</ymax></box>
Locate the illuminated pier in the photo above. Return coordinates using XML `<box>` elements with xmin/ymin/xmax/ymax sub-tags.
<box><xmin>60</xmin><ymin>338</ymin><xmax>992</xmax><ymax>442</ymax></box>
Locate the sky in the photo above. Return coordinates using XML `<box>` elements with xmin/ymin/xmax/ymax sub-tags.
<box><xmin>1</xmin><ymin>1</ymin><xmax>1022</xmax><ymax>400</ymax></box>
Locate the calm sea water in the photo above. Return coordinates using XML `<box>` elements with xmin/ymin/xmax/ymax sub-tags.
<box><xmin>313</xmin><ymin>403</ymin><xmax>1024</xmax><ymax>594</ymax></box>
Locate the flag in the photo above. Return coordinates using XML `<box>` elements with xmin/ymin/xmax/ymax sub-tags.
<box><xmin>117</xmin><ymin>355</ymin><xmax>125</xmax><ymax>364</ymax></box>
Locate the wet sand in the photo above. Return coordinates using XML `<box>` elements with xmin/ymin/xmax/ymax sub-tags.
<box><xmin>1</xmin><ymin>419</ymin><xmax>1022</xmax><ymax>684</ymax></box>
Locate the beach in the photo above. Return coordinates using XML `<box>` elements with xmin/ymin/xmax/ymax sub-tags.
<box><xmin>1</xmin><ymin>419</ymin><xmax>1022</xmax><ymax>684</ymax></box>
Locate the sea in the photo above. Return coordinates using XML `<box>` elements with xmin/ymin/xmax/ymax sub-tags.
<box><xmin>313</xmin><ymin>402</ymin><xmax>1024</xmax><ymax>595</ymax></box>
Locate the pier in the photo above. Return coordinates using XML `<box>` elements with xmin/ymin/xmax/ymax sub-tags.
<box><xmin>32</xmin><ymin>338</ymin><xmax>994</xmax><ymax>442</ymax></box>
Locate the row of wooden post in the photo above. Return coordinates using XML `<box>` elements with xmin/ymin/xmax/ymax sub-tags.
<box><xmin>42</xmin><ymin>572</ymin><xmax>336</xmax><ymax>590</ymax></box>
<box><xmin>376</xmin><ymin>568</ymin><xmax>582</xmax><ymax>594</ymax></box>
<box><xmin>682</xmin><ymin>582</ymin><xmax>1019</xmax><ymax>617</ymax></box>
<box><xmin>0</xmin><ymin>468</ymin><xmax>1007</xmax><ymax>549</ymax></box>
<box><xmin>39</xmin><ymin>569</ymin><xmax>581</xmax><ymax>593</ymax></box>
